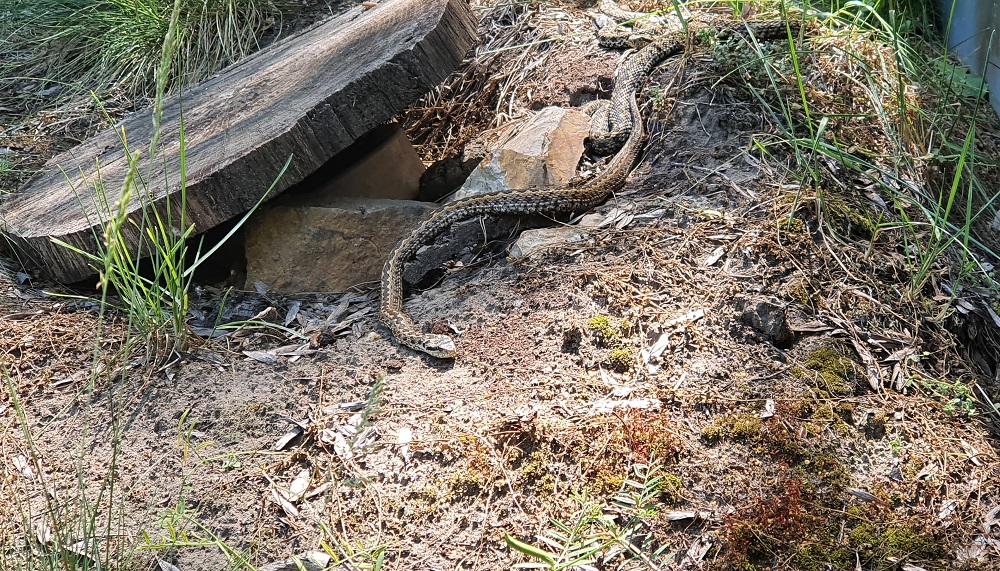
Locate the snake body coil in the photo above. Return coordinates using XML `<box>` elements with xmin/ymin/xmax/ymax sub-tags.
<box><xmin>380</xmin><ymin>93</ymin><xmax>645</xmax><ymax>358</ymax></box>
<box><xmin>379</xmin><ymin>5</ymin><xmax>798</xmax><ymax>358</ymax></box>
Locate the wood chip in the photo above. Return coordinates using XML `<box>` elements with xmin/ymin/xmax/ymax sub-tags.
<box><xmin>703</xmin><ymin>246</ymin><xmax>726</xmax><ymax>267</ymax></box>
<box><xmin>270</xmin><ymin>487</ymin><xmax>299</xmax><ymax>518</ymax></box>
<box><xmin>243</xmin><ymin>350</ymin><xmax>277</xmax><ymax>364</ymax></box>
<box><xmin>274</xmin><ymin>426</ymin><xmax>303</xmax><ymax>451</ymax></box>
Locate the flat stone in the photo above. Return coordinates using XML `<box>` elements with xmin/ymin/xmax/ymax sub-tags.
<box><xmin>451</xmin><ymin>106</ymin><xmax>589</xmax><ymax>201</ymax></box>
<box><xmin>244</xmin><ymin>197</ymin><xmax>436</xmax><ymax>293</ymax></box>
<box><xmin>509</xmin><ymin>226</ymin><xmax>592</xmax><ymax>260</ymax></box>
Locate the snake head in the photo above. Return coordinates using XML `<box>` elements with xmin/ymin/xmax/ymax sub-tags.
<box><xmin>419</xmin><ymin>334</ymin><xmax>457</xmax><ymax>359</ymax></box>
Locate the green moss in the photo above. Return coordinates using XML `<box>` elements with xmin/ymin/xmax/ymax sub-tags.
<box><xmin>730</xmin><ymin>415</ymin><xmax>763</xmax><ymax>441</ymax></box>
<box><xmin>588</xmin><ymin>314</ymin><xmax>621</xmax><ymax>343</ymax></box>
<box><xmin>593</xmin><ymin>470</ymin><xmax>625</xmax><ymax>496</ymax></box>
<box><xmin>792</xmin><ymin>542</ymin><xmax>854</xmax><ymax>571</ymax></box>
<box><xmin>701</xmin><ymin>412</ymin><xmax>805</xmax><ymax>460</ymax></box>
<box><xmin>848</xmin><ymin>520</ymin><xmax>878</xmax><ymax>546</ymax></box>
<box><xmin>901</xmin><ymin>456</ymin><xmax>925</xmax><ymax>480</ymax></box>
<box><xmin>700</xmin><ymin>423</ymin><xmax>725</xmax><ymax>442</ymax></box>
<box><xmin>865</xmin><ymin>410</ymin><xmax>888</xmax><ymax>439</ymax></box>
<box><xmin>848</xmin><ymin>520</ymin><xmax>945</xmax><ymax>561</ymax></box>
<box><xmin>659</xmin><ymin>472</ymin><xmax>684</xmax><ymax>503</ymax></box>
<box><xmin>787</xmin><ymin>399</ymin><xmax>814</xmax><ymax>418</ymax></box>
<box><xmin>799</xmin><ymin>452</ymin><xmax>850</xmax><ymax>496</ymax></box>
<box><xmin>770</xmin><ymin>435</ymin><xmax>806</xmax><ymax>460</ymax></box>
<box><xmin>807</xmin><ymin>404</ymin><xmax>853</xmax><ymax>436</ymax></box>
<box><xmin>835</xmin><ymin>402</ymin><xmax>856</xmax><ymax>424</ymax></box>
<box><xmin>787</xmin><ymin>279</ymin><xmax>815</xmax><ymax>308</ymax></box>
<box><xmin>445</xmin><ymin>471</ymin><xmax>483</xmax><ymax>498</ymax></box>
<box><xmin>729</xmin><ymin>522</ymin><xmax>774</xmax><ymax>560</ymax></box>
<box><xmin>700</xmin><ymin>413</ymin><xmax>762</xmax><ymax>443</ymax></box>
<box><xmin>778</xmin><ymin>216</ymin><xmax>806</xmax><ymax>234</ymax></box>
<box><xmin>588</xmin><ymin>314</ymin><xmax>634</xmax><ymax>369</ymax></box>
<box><xmin>799</xmin><ymin>343</ymin><xmax>860</xmax><ymax>397</ymax></box>
<box><xmin>882</xmin><ymin>524</ymin><xmax>944</xmax><ymax>559</ymax></box>
<box><xmin>609</xmin><ymin>348</ymin><xmax>634</xmax><ymax>371</ymax></box>
<box><xmin>519</xmin><ymin>450</ymin><xmax>555</xmax><ymax>495</ymax></box>
<box><xmin>822</xmin><ymin>192</ymin><xmax>877</xmax><ymax>239</ymax></box>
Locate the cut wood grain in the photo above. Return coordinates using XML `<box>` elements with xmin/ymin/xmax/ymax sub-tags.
<box><xmin>0</xmin><ymin>0</ymin><xmax>477</xmax><ymax>283</ymax></box>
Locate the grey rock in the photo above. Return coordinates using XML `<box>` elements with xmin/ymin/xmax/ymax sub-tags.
<box><xmin>244</xmin><ymin>197</ymin><xmax>437</xmax><ymax>293</ymax></box>
<box><xmin>737</xmin><ymin>297</ymin><xmax>794</xmax><ymax>347</ymax></box>
<box><xmin>451</xmin><ymin>106</ymin><xmax>589</xmax><ymax>201</ymax></box>
<box><xmin>419</xmin><ymin>155</ymin><xmax>481</xmax><ymax>202</ymax></box>
<box><xmin>509</xmin><ymin>226</ymin><xmax>592</xmax><ymax>260</ymax></box>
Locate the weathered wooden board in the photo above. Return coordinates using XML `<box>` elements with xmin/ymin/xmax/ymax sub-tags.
<box><xmin>0</xmin><ymin>0</ymin><xmax>477</xmax><ymax>282</ymax></box>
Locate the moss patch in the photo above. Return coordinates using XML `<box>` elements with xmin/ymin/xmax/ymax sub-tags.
<box><xmin>777</xmin><ymin>216</ymin><xmax>807</xmax><ymax>234</ymax></box>
<box><xmin>793</xmin><ymin>342</ymin><xmax>861</xmax><ymax>397</ymax></box>
<box><xmin>847</xmin><ymin>519</ymin><xmax>945</xmax><ymax>562</ymax></box>
<box><xmin>821</xmin><ymin>191</ymin><xmax>877</xmax><ymax>240</ymax></box>
<box><xmin>587</xmin><ymin>314</ymin><xmax>634</xmax><ymax>371</ymax></box>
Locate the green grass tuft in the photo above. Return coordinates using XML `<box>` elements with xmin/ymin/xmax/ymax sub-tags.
<box><xmin>0</xmin><ymin>0</ymin><xmax>317</xmax><ymax>111</ymax></box>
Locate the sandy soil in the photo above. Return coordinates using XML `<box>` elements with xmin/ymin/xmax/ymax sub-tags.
<box><xmin>3</xmin><ymin>2</ymin><xmax>1000</xmax><ymax>570</ymax></box>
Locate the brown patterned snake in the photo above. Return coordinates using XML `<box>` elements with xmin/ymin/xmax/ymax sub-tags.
<box><xmin>379</xmin><ymin>5</ymin><xmax>799</xmax><ymax>358</ymax></box>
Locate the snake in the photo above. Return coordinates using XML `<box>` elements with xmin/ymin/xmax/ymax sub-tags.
<box><xmin>379</xmin><ymin>2</ymin><xmax>799</xmax><ymax>358</ymax></box>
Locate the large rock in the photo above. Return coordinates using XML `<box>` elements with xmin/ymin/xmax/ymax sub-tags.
<box><xmin>451</xmin><ymin>106</ymin><xmax>589</xmax><ymax>201</ymax></box>
<box><xmin>244</xmin><ymin>197</ymin><xmax>437</xmax><ymax>293</ymax></box>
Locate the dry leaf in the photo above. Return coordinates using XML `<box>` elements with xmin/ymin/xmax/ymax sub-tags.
<box><xmin>274</xmin><ymin>426</ymin><xmax>303</xmax><ymax>451</ymax></box>
<box><xmin>703</xmin><ymin>247</ymin><xmax>726</xmax><ymax>267</ymax></box>
<box><xmin>34</xmin><ymin>520</ymin><xmax>52</xmax><ymax>545</ymax></box>
<box><xmin>333</xmin><ymin>431</ymin><xmax>353</xmax><ymax>460</ymax></box>
<box><xmin>680</xmin><ymin>534</ymin><xmax>712</xmax><ymax>566</ymax></box>
<box><xmin>270</xmin><ymin>487</ymin><xmax>299</xmax><ymax>518</ymax></box>
<box><xmin>847</xmin><ymin>488</ymin><xmax>876</xmax><ymax>502</ymax></box>
<box><xmin>983</xmin><ymin>505</ymin><xmax>1000</xmax><ymax>533</ymax></box>
<box><xmin>760</xmin><ymin>399</ymin><xmax>776</xmax><ymax>419</ymax></box>
<box><xmin>13</xmin><ymin>455</ymin><xmax>34</xmax><ymax>480</ymax></box>
<box><xmin>283</xmin><ymin>301</ymin><xmax>300</xmax><ymax>326</ymax></box>
<box><xmin>397</xmin><ymin>426</ymin><xmax>413</xmax><ymax>462</ymax></box>
<box><xmin>243</xmin><ymin>350</ymin><xmax>277</xmax><ymax>364</ymax></box>
<box><xmin>288</xmin><ymin>469</ymin><xmax>310</xmax><ymax>502</ymax></box>
<box><xmin>938</xmin><ymin>499</ymin><xmax>959</xmax><ymax>523</ymax></box>
<box><xmin>649</xmin><ymin>333</ymin><xmax>670</xmax><ymax>360</ymax></box>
